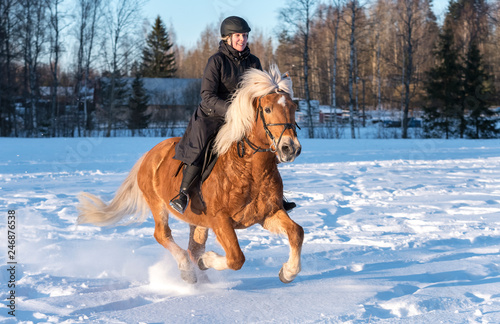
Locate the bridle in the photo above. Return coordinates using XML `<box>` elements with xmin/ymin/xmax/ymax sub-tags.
<box><xmin>237</xmin><ymin>90</ymin><xmax>300</xmax><ymax>158</ymax></box>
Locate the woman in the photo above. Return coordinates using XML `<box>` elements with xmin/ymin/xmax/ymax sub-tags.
<box><xmin>170</xmin><ymin>16</ymin><xmax>295</xmax><ymax>214</ymax></box>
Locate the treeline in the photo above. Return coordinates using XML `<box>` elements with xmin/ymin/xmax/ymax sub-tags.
<box><xmin>269</xmin><ymin>0</ymin><xmax>499</xmax><ymax>139</ymax></box>
<box><xmin>1</xmin><ymin>0</ymin><xmax>499</xmax><ymax>138</ymax></box>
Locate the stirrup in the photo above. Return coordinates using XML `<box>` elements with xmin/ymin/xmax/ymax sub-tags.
<box><xmin>170</xmin><ymin>191</ymin><xmax>188</xmax><ymax>213</ymax></box>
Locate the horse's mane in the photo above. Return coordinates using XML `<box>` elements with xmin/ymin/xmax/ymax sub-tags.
<box><xmin>214</xmin><ymin>64</ymin><xmax>293</xmax><ymax>156</ymax></box>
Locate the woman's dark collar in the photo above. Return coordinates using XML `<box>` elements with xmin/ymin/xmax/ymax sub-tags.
<box><xmin>219</xmin><ymin>41</ymin><xmax>250</xmax><ymax>61</ymax></box>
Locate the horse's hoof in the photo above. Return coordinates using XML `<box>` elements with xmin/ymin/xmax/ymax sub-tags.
<box><xmin>279</xmin><ymin>267</ymin><xmax>294</xmax><ymax>284</ymax></box>
<box><xmin>197</xmin><ymin>271</ymin><xmax>212</xmax><ymax>284</ymax></box>
<box><xmin>180</xmin><ymin>269</ymin><xmax>197</xmax><ymax>284</ymax></box>
<box><xmin>197</xmin><ymin>257</ymin><xmax>208</xmax><ymax>271</ymax></box>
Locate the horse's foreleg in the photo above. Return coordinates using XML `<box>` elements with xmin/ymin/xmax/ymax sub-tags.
<box><xmin>262</xmin><ymin>210</ymin><xmax>304</xmax><ymax>283</ymax></box>
<box><xmin>152</xmin><ymin>206</ymin><xmax>197</xmax><ymax>284</ymax></box>
<box><xmin>198</xmin><ymin>218</ymin><xmax>245</xmax><ymax>271</ymax></box>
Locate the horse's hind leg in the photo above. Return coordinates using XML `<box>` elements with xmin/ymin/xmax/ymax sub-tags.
<box><xmin>262</xmin><ymin>210</ymin><xmax>304</xmax><ymax>283</ymax></box>
<box><xmin>151</xmin><ymin>203</ymin><xmax>197</xmax><ymax>284</ymax></box>
<box><xmin>188</xmin><ymin>225</ymin><xmax>208</xmax><ymax>263</ymax></box>
<box><xmin>187</xmin><ymin>225</ymin><xmax>212</xmax><ymax>282</ymax></box>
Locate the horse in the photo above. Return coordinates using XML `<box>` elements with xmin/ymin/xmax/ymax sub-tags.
<box><xmin>77</xmin><ymin>64</ymin><xmax>304</xmax><ymax>284</ymax></box>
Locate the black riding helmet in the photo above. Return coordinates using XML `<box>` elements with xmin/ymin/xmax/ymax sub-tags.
<box><xmin>220</xmin><ymin>16</ymin><xmax>251</xmax><ymax>37</ymax></box>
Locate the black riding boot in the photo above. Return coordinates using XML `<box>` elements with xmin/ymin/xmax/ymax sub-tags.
<box><xmin>169</xmin><ymin>164</ymin><xmax>201</xmax><ymax>214</ymax></box>
<box><xmin>283</xmin><ymin>197</ymin><xmax>296</xmax><ymax>212</ymax></box>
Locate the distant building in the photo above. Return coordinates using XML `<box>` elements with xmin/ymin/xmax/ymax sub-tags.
<box><xmin>136</xmin><ymin>78</ymin><xmax>202</xmax><ymax>127</ymax></box>
<box><xmin>95</xmin><ymin>77</ymin><xmax>202</xmax><ymax>127</ymax></box>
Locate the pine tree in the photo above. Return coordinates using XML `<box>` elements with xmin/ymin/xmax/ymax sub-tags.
<box><xmin>128</xmin><ymin>75</ymin><xmax>150</xmax><ymax>136</ymax></box>
<box><xmin>142</xmin><ymin>16</ymin><xmax>176</xmax><ymax>78</ymax></box>
<box><xmin>100</xmin><ymin>72</ymin><xmax>130</xmax><ymax>137</ymax></box>
<box><xmin>423</xmin><ymin>26</ymin><xmax>462</xmax><ymax>139</ymax></box>
<box><xmin>463</xmin><ymin>42</ymin><xmax>497</xmax><ymax>138</ymax></box>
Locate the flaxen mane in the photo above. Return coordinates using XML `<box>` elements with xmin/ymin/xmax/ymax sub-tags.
<box><xmin>214</xmin><ymin>64</ymin><xmax>293</xmax><ymax>155</ymax></box>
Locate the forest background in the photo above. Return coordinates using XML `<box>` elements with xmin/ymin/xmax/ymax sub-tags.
<box><xmin>0</xmin><ymin>0</ymin><xmax>499</xmax><ymax>139</ymax></box>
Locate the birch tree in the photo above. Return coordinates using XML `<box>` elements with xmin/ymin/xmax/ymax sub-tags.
<box><xmin>280</xmin><ymin>0</ymin><xmax>318</xmax><ymax>138</ymax></box>
<box><xmin>19</xmin><ymin>0</ymin><xmax>47</xmax><ymax>137</ymax></box>
<box><xmin>74</xmin><ymin>0</ymin><xmax>102</xmax><ymax>136</ymax></box>
<box><xmin>45</xmin><ymin>0</ymin><xmax>66</xmax><ymax>136</ymax></box>
<box><xmin>397</xmin><ymin>0</ymin><xmax>438</xmax><ymax>138</ymax></box>
<box><xmin>346</xmin><ymin>0</ymin><xmax>359</xmax><ymax>138</ymax></box>
<box><xmin>325</xmin><ymin>0</ymin><xmax>344</xmax><ymax>138</ymax></box>
<box><xmin>370</xmin><ymin>0</ymin><xmax>389</xmax><ymax>138</ymax></box>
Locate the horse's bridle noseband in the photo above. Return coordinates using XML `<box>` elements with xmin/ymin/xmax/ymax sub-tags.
<box><xmin>237</xmin><ymin>90</ymin><xmax>300</xmax><ymax>158</ymax></box>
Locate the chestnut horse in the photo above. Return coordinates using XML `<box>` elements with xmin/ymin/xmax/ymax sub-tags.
<box><xmin>77</xmin><ymin>65</ymin><xmax>303</xmax><ymax>284</ymax></box>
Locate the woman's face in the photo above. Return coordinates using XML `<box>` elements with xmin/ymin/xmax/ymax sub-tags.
<box><xmin>229</xmin><ymin>33</ymin><xmax>248</xmax><ymax>52</ymax></box>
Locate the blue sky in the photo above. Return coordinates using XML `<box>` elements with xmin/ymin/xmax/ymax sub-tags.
<box><xmin>143</xmin><ymin>0</ymin><xmax>450</xmax><ymax>49</ymax></box>
<box><xmin>143</xmin><ymin>0</ymin><xmax>288</xmax><ymax>48</ymax></box>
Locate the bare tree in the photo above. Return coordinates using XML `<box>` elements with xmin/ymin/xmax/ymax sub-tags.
<box><xmin>176</xmin><ymin>23</ymin><xmax>218</xmax><ymax>79</ymax></box>
<box><xmin>280</xmin><ymin>0</ymin><xmax>318</xmax><ymax>138</ymax></box>
<box><xmin>396</xmin><ymin>0</ymin><xmax>438</xmax><ymax>138</ymax></box>
<box><xmin>346</xmin><ymin>0</ymin><xmax>360</xmax><ymax>138</ymax></box>
<box><xmin>447</xmin><ymin>0</ymin><xmax>490</xmax><ymax>56</ymax></box>
<box><xmin>19</xmin><ymin>0</ymin><xmax>47</xmax><ymax>137</ymax></box>
<box><xmin>370</xmin><ymin>0</ymin><xmax>390</xmax><ymax>138</ymax></box>
<box><xmin>399</xmin><ymin>0</ymin><xmax>414</xmax><ymax>138</ymax></box>
<box><xmin>486</xmin><ymin>1</ymin><xmax>500</xmax><ymax>94</ymax></box>
<box><xmin>249</xmin><ymin>29</ymin><xmax>275</xmax><ymax>71</ymax></box>
<box><xmin>74</xmin><ymin>0</ymin><xmax>102</xmax><ymax>136</ymax></box>
<box><xmin>0</xmin><ymin>0</ymin><xmax>19</xmax><ymax>136</ymax></box>
<box><xmin>45</xmin><ymin>0</ymin><xmax>67</xmax><ymax>137</ymax></box>
<box><xmin>100</xmin><ymin>0</ymin><xmax>144</xmax><ymax>137</ymax></box>
<box><xmin>325</xmin><ymin>0</ymin><xmax>345</xmax><ymax>138</ymax></box>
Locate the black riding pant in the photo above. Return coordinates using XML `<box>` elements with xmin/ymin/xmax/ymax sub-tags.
<box><xmin>174</xmin><ymin>108</ymin><xmax>224</xmax><ymax>167</ymax></box>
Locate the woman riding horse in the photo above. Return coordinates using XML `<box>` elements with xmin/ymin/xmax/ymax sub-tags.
<box><xmin>170</xmin><ymin>16</ymin><xmax>296</xmax><ymax>213</ymax></box>
<box><xmin>77</xmin><ymin>65</ymin><xmax>303</xmax><ymax>284</ymax></box>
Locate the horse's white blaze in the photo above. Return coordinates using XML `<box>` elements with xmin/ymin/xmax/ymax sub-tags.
<box><xmin>278</xmin><ymin>95</ymin><xmax>286</xmax><ymax>107</ymax></box>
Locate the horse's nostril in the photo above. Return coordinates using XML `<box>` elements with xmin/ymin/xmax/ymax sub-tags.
<box><xmin>296</xmin><ymin>146</ymin><xmax>301</xmax><ymax>157</ymax></box>
<box><xmin>282</xmin><ymin>145</ymin><xmax>291</xmax><ymax>154</ymax></box>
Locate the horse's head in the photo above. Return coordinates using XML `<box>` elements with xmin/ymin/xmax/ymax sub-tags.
<box><xmin>253</xmin><ymin>90</ymin><xmax>301</xmax><ymax>163</ymax></box>
<box><xmin>214</xmin><ymin>64</ymin><xmax>301</xmax><ymax>163</ymax></box>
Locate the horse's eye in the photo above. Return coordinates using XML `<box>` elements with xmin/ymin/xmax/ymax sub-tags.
<box><xmin>265</xmin><ymin>107</ymin><xmax>271</xmax><ymax>114</ymax></box>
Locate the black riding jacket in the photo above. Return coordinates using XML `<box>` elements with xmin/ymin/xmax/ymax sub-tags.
<box><xmin>174</xmin><ymin>41</ymin><xmax>262</xmax><ymax>166</ymax></box>
<box><xmin>199</xmin><ymin>41</ymin><xmax>262</xmax><ymax>117</ymax></box>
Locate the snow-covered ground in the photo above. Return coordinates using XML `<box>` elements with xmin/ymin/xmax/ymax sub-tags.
<box><xmin>1</xmin><ymin>137</ymin><xmax>500</xmax><ymax>323</ymax></box>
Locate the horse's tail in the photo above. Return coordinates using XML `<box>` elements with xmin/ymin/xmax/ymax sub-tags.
<box><xmin>77</xmin><ymin>155</ymin><xmax>148</xmax><ymax>227</ymax></box>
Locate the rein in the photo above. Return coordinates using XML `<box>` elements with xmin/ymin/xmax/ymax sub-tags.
<box><xmin>237</xmin><ymin>90</ymin><xmax>300</xmax><ymax>158</ymax></box>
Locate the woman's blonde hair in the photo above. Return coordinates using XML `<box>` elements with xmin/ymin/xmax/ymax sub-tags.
<box><xmin>221</xmin><ymin>33</ymin><xmax>249</xmax><ymax>46</ymax></box>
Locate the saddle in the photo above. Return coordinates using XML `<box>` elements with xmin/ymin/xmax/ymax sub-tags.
<box><xmin>174</xmin><ymin>137</ymin><xmax>218</xmax><ymax>214</ymax></box>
